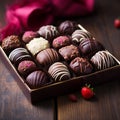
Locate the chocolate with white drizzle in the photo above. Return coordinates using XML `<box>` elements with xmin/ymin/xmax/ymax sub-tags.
<box><xmin>72</xmin><ymin>29</ymin><xmax>94</xmax><ymax>44</ymax></box>
<box><xmin>90</xmin><ymin>50</ymin><xmax>118</xmax><ymax>70</ymax></box>
<box><xmin>38</xmin><ymin>25</ymin><xmax>59</xmax><ymax>41</ymax></box>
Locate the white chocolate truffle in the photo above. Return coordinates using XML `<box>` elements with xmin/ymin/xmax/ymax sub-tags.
<box><xmin>26</xmin><ymin>37</ymin><xmax>50</xmax><ymax>56</ymax></box>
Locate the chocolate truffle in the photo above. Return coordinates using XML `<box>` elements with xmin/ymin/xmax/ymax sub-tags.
<box><xmin>2</xmin><ymin>35</ymin><xmax>21</xmax><ymax>53</ymax></box>
<box><xmin>52</xmin><ymin>36</ymin><xmax>71</xmax><ymax>49</ymax></box>
<box><xmin>26</xmin><ymin>37</ymin><xmax>50</xmax><ymax>56</ymax></box>
<box><xmin>36</xmin><ymin>48</ymin><xmax>60</xmax><ymax>67</ymax></box>
<box><xmin>90</xmin><ymin>50</ymin><xmax>117</xmax><ymax>70</ymax></box>
<box><xmin>72</xmin><ymin>30</ymin><xmax>94</xmax><ymax>44</ymax></box>
<box><xmin>18</xmin><ymin>60</ymin><xmax>37</xmax><ymax>77</ymax></box>
<box><xmin>79</xmin><ymin>38</ymin><xmax>104</xmax><ymax>58</ymax></box>
<box><xmin>59</xmin><ymin>44</ymin><xmax>80</xmax><ymax>61</ymax></box>
<box><xmin>38</xmin><ymin>25</ymin><xmax>59</xmax><ymax>41</ymax></box>
<box><xmin>48</xmin><ymin>62</ymin><xmax>71</xmax><ymax>82</ymax></box>
<box><xmin>69</xmin><ymin>57</ymin><xmax>93</xmax><ymax>76</ymax></box>
<box><xmin>22</xmin><ymin>31</ymin><xmax>40</xmax><ymax>43</ymax></box>
<box><xmin>9</xmin><ymin>47</ymin><xmax>31</xmax><ymax>65</ymax></box>
<box><xmin>26</xmin><ymin>70</ymin><xmax>50</xmax><ymax>89</ymax></box>
<box><xmin>58</xmin><ymin>20</ymin><xmax>78</xmax><ymax>35</ymax></box>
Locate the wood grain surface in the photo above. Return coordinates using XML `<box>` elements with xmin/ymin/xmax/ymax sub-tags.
<box><xmin>0</xmin><ymin>0</ymin><xmax>120</xmax><ymax>120</ymax></box>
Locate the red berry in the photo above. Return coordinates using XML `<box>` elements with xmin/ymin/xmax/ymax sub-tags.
<box><xmin>68</xmin><ymin>94</ymin><xmax>78</xmax><ymax>102</ymax></box>
<box><xmin>114</xmin><ymin>18</ymin><xmax>120</xmax><ymax>28</ymax></box>
<box><xmin>81</xmin><ymin>85</ymin><xmax>94</xmax><ymax>99</ymax></box>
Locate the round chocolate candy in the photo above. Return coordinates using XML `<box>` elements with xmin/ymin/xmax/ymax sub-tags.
<box><xmin>90</xmin><ymin>50</ymin><xmax>117</xmax><ymax>70</ymax></box>
<box><xmin>2</xmin><ymin>35</ymin><xmax>21</xmax><ymax>54</ymax></box>
<box><xmin>26</xmin><ymin>37</ymin><xmax>50</xmax><ymax>56</ymax></box>
<box><xmin>48</xmin><ymin>62</ymin><xmax>71</xmax><ymax>82</ymax></box>
<box><xmin>26</xmin><ymin>70</ymin><xmax>50</xmax><ymax>89</ymax></box>
<box><xmin>79</xmin><ymin>38</ymin><xmax>104</xmax><ymax>58</ymax></box>
<box><xmin>18</xmin><ymin>60</ymin><xmax>37</xmax><ymax>77</ymax></box>
<box><xmin>38</xmin><ymin>25</ymin><xmax>59</xmax><ymax>41</ymax></box>
<box><xmin>9</xmin><ymin>47</ymin><xmax>32</xmax><ymax>66</ymax></box>
<box><xmin>22</xmin><ymin>31</ymin><xmax>40</xmax><ymax>43</ymax></box>
<box><xmin>36</xmin><ymin>48</ymin><xmax>60</xmax><ymax>67</ymax></box>
<box><xmin>58</xmin><ymin>20</ymin><xmax>78</xmax><ymax>35</ymax></box>
<box><xmin>59</xmin><ymin>44</ymin><xmax>80</xmax><ymax>61</ymax></box>
<box><xmin>72</xmin><ymin>30</ymin><xmax>94</xmax><ymax>44</ymax></box>
<box><xmin>69</xmin><ymin>57</ymin><xmax>93</xmax><ymax>76</ymax></box>
<box><xmin>52</xmin><ymin>36</ymin><xmax>71</xmax><ymax>49</ymax></box>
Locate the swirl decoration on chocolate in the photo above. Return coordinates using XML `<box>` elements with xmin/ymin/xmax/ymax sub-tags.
<box><xmin>72</xmin><ymin>29</ymin><xmax>93</xmax><ymax>44</ymax></box>
<box><xmin>91</xmin><ymin>50</ymin><xmax>117</xmax><ymax>70</ymax></box>
<box><xmin>9</xmin><ymin>47</ymin><xmax>31</xmax><ymax>65</ymax></box>
<box><xmin>36</xmin><ymin>48</ymin><xmax>60</xmax><ymax>66</ymax></box>
<box><xmin>38</xmin><ymin>25</ymin><xmax>59</xmax><ymax>41</ymax></box>
<box><xmin>48</xmin><ymin>62</ymin><xmax>71</xmax><ymax>82</ymax></box>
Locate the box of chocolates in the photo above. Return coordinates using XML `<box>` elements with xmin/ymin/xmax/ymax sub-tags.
<box><xmin>0</xmin><ymin>20</ymin><xmax>120</xmax><ymax>104</ymax></box>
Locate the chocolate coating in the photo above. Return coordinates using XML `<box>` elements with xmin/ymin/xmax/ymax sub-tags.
<box><xmin>59</xmin><ymin>44</ymin><xmax>80</xmax><ymax>61</ymax></box>
<box><xmin>58</xmin><ymin>20</ymin><xmax>78</xmax><ymax>35</ymax></box>
<box><xmin>52</xmin><ymin>36</ymin><xmax>71</xmax><ymax>49</ymax></box>
<box><xmin>2</xmin><ymin>35</ymin><xmax>21</xmax><ymax>53</ymax></box>
<box><xmin>91</xmin><ymin>50</ymin><xmax>117</xmax><ymax>70</ymax></box>
<box><xmin>18</xmin><ymin>60</ymin><xmax>37</xmax><ymax>77</ymax></box>
<box><xmin>36</xmin><ymin>48</ymin><xmax>60</xmax><ymax>67</ymax></box>
<box><xmin>72</xmin><ymin>30</ymin><xmax>94</xmax><ymax>44</ymax></box>
<box><xmin>9</xmin><ymin>47</ymin><xmax>32</xmax><ymax>66</ymax></box>
<box><xmin>48</xmin><ymin>62</ymin><xmax>71</xmax><ymax>82</ymax></box>
<box><xmin>79</xmin><ymin>38</ymin><xmax>104</xmax><ymax>58</ymax></box>
<box><xmin>22</xmin><ymin>31</ymin><xmax>40</xmax><ymax>43</ymax></box>
<box><xmin>26</xmin><ymin>70</ymin><xmax>50</xmax><ymax>89</ymax></box>
<box><xmin>70</xmin><ymin>57</ymin><xmax>93</xmax><ymax>76</ymax></box>
<box><xmin>38</xmin><ymin>25</ymin><xmax>59</xmax><ymax>41</ymax></box>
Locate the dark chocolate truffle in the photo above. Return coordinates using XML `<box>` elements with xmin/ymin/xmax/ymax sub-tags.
<box><xmin>79</xmin><ymin>38</ymin><xmax>104</xmax><ymax>58</ymax></box>
<box><xmin>69</xmin><ymin>57</ymin><xmax>93</xmax><ymax>76</ymax></box>
<box><xmin>90</xmin><ymin>50</ymin><xmax>117</xmax><ymax>70</ymax></box>
<box><xmin>26</xmin><ymin>70</ymin><xmax>50</xmax><ymax>89</ymax></box>
<box><xmin>38</xmin><ymin>25</ymin><xmax>59</xmax><ymax>41</ymax></box>
<box><xmin>52</xmin><ymin>36</ymin><xmax>71</xmax><ymax>49</ymax></box>
<box><xmin>36</xmin><ymin>48</ymin><xmax>60</xmax><ymax>67</ymax></box>
<box><xmin>22</xmin><ymin>31</ymin><xmax>40</xmax><ymax>43</ymax></box>
<box><xmin>48</xmin><ymin>62</ymin><xmax>71</xmax><ymax>82</ymax></box>
<box><xmin>72</xmin><ymin>30</ymin><xmax>94</xmax><ymax>44</ymax></box>
<box><xmin>58</xmin><ymin>20</ymin><xmax>78</xmax><ymax>35</ymax></box>
<box><xmin>18</xmin><ymin>60</ymin><xmax>37</xmax><ymax>77</ymax></box>
<box><xmin>59</xmin><ymin>44</ymin><xmax>80</xmax><ymax>61</ymax></box>
<box><xmin>9</xmin><ymin>47</ymin><xmax>32</xmax><ymax>66</ymax></box>
<box><xmin>2</xmin><ymin>35</ymin><xmax>21</xmax><ymax>53</ymax></box>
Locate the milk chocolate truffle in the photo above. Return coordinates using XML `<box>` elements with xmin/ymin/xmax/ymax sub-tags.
<box><xmin>26</xmin><ymin>70</ymin><xmax>50</xmax><ymax>89</ymax></box>
<box><xmin>52</xmin><ymin>36</ymin><xmax>71</xmax><ymax>49</ymax></box>
<box><xmin>22</xmin><ymin>31</ymin><xmax>40</xmax><ymax>43</ymax></box>
<box><xmin>9</xmin><ymin>47</ymin><xmax>31</xmax><ymax>65</ymax></box>
<box><xmin>36</xmin><ymin>48</ymin><xmax>60</xmax><ymax>67</ymax></box>
<box><xmin>69</xmin><ymin>57</ymin><xmax>93</xmax><ymax>76</ymax></box>
<box><xmin>79</xmin><ymin>38</ymin><xmax>104</xmax><ymax>58</ymax></box>
<box><xmin>48</xmin><ymin>62</ymin><xmax>71</xmax><ymax>82</ymax></box>
<box><xmin>58</xmin><ymin>20</ymin><xmax>78</xmax><ymax>35</ymax></box>
<box><xmin>18</xmin><ymin>60</ymin><xmax>37</xmax><ymax>77</ymax></box>
<box><xmin>38</xmin><ymin>25</ymin><xmax>59</xmax><ymax>41</ymax></box>
<box><xmin>72</xmin><ymin>30</ymin><xmax>94</xmax><ymax>44</ymax></box>
<box><xmin>59</xmin><ymin>44</ymin><xmax>80</xmax><ymax>61</ymax></box>
<box><xmin>90</xmin><ymin>51</ymin><xmax>117</xmax><ymax>70</ymax></box>
<box><xmin>2</xmin><ymin>35</ymin><xmax>21</xmax><ymax>53</ymax></box>
<box><xmin>26</xmin><ymin>37</ymin><xmax>50</xmax><ymax>56</ymax></box>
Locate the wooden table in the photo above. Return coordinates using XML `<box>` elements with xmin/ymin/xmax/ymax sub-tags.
<box><xmin>0</xmin><ymin>0</ymin><xmax>120</xmax><ymax>120</ymax></box>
